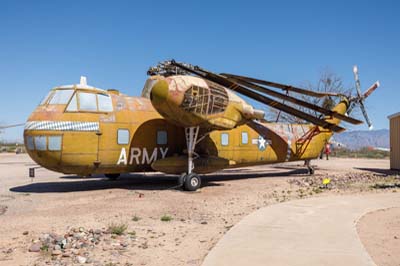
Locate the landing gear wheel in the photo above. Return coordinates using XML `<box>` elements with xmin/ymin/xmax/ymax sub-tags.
<box><xmin>304</xmin><ymin>160</ymin><xmax>314</xmax><ymax>175</ymax></box>
<box><xmin>183</xmin><ymin>173</ymin><xmax>201</xmax><ymax>191</ymax></box>
<box><xmin>105</xmin><ymin>173</ymin><xmax>120</xmax><ymax>180</ymax></box>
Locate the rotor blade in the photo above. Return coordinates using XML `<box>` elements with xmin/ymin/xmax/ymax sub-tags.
<box><xmin>353</xmin><ymin>65</ymin><xmax>363</xmax><ymax>98</ymax></box>
<box><xmin>171</xmin><ymin>61</ymin><xmax>345</xmax><ymax>133</ymax></box>
<box><xmin>363</xmin><ymin>81</ymin><xmax>380</xmax><ymax>99</ymax></box>
<box><xmin>0</xmin><ymin>123</ymin><xmax>25</xmax><ymax>129</ymax></box>
<box><xmin>221</xmin><ymin>73</ymin><xmax>345</xmax><ymax>98</ymax></box>
<box><xmin>227</xmin><ymin>75</ymin><xmax>363</xmax><ymax>125</ymax></box>
<box><xmin>359</xmin><ymin>100</ymin><xmax>373</xmax><ymax>129</ymax></box>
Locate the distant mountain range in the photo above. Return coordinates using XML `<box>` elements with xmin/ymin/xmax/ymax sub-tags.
<box><xmin>332</xmin><ymin>129</ymin><xmax>389</xmax><ymax>150</ymax></box>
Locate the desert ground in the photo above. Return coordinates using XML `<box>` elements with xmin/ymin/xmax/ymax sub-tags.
<box><xmin>0</xmin><ymin>153</ymin><xmax>398</xmax><ymax>266</ymax></box>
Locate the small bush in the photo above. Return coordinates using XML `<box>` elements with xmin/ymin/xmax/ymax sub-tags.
<box><xmin>132</xmin><ymin>215</ymin><xmax>141</xmax><ymax>222</ymax></box>
<box><xmin>108</xmin><ymin>223</ymin><xmax>128</xmax><ymax>235</ymax></box>
<box><xmin>160</xmin><ymin>215</ymin><xmax>173</xmax><ymax>222</ymax></box>
<box><xmin>40</xmin><ymin>244</ymin><xmax>49</xmax><ymax>252</ymax></box>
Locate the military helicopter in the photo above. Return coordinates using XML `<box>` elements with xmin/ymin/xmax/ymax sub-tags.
<box><xmin>23</xmin><ymin>61</ymin><xmax>379</xmax><ymax>191</ymax></box>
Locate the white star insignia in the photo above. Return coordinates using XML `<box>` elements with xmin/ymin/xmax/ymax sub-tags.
<box><xmin>258</xmin><ymin>136</ymin><xmax>266</xmax><ymax>150</ymax></box>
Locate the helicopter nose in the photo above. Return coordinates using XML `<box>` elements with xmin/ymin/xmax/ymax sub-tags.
<box><xmin>24</xmin><ymin>132</ymin><xmax>63</xmax><ymax>171</ymax></box>
<box><xmin>150</xmin><ymin>80</ymin><xmax>169</xmax><ymax>105</ymax></box>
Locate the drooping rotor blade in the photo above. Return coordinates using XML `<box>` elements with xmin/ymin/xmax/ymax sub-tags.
<box><xmin>221</xmin><ymin>73</ymin><xmax>345</xmax><ymax>98</ymax></box>
<box><xmin>0</xmin><ymin>123</ymin><xmax>25</xmax><ymax>129</ymax></box>
<box><xmin>226</xmin><ymin>75</ymin><xmax>363</xmax><ymax>125</ymax></box>
<box><xmin>170</xmin><ymin>61</ymin><xmax>346</xmax><ymax>133</ymax></box>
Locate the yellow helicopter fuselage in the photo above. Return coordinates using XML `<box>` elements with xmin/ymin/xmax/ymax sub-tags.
<box><xmin>24</xmin><ymin>83</ymin><xmax>344</xmax><ymax>176</ymax></box>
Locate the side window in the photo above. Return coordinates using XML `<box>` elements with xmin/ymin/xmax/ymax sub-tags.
<box><xmin>221</xmin><ymin>133</ymin><xmax>229</xmax><ymax>146</ymax></box>
<box><xmin>26</xmin><ymin>136</ymin><xmax>34</xmax><ymax>150</ymax></box>
<box><xmin>66</xmin><ymin>93</ymin><xmax>78</xmax><ymax>112</ymax></box>
<box><xmin>34</xmin><ymin>136</ymin><xmax>47</xmax><ymax>151</ymax></box>
<box><xmin>241</xmin><ymin>132</ymin><xmax>248</xmax><ymax>144</ymax></box>
<box><xmin>79</xmin><ymin>92</ymin><xmax>97</xmax><ymax>111</ymax></box>
<box><xmin>157</xmin><ymin>130</ymin><xmax>167</xmax><ymax>145</ymax></box>
<box><xmin>48</xmin><ymin>136</ymin><xmax>62</xmax><ymax>151</ymax></box>
<box><xmin>117</xmin><ymin>129</ymin><xmax>129</xmax><ymax>145</ymax></box>
<box><xmin>97</xmin><ymin>94</ymin><xmax>113</xmax><ymax>112</ymax></box>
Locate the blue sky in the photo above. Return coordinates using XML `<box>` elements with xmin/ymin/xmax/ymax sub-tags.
<box><xmin>0</xmin><ymin>0</ymin><xmax>399</xmax><ymax>142</ymax></box>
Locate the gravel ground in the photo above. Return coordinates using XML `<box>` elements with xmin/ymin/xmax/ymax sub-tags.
<box><xmin>0</xmin><ymin>153</ymin><xmax>396</xmax><ymax>266</ymax></box>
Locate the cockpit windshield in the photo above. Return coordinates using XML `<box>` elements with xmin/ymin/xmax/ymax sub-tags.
<box><xmin>39</xmin><ymin>91</ymin><xmax>54</xmax><ymax>105</ymax></box>
<box><xmin>39</xmin><ymin>87</ymin><xmax>113</xmax><ymax>113</ymax></box>
<box><xmin>48</xmin><ymin>90</ymin><xmax>74</xmax><ymax>105</ymax></box>
<box><xmin>65</xmin><ymin>91</ymin><xmax>113</xmax><ymax>112</ymax></box>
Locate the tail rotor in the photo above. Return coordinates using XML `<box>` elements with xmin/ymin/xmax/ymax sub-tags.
<box><xmin>347</xmin><ymin>65</ymin><xmax>380</xmax><ymax>130</ymax></box>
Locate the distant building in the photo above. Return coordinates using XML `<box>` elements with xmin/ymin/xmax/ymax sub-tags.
<box><xmin>388</xmin><ymin>112</ymin><xmax>400</xmax><ymax>170</ymax></box>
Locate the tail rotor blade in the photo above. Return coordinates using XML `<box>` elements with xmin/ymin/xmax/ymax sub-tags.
<box><xmin>359</xmin><ymin>101</ymin><xmax>373</xmax><ymax>129</ymax></box>
<box><xmin>363</xmin><ymin>81</ymin><xmax>380</xmax><ymax>99</ymax></box>
<box><xmin>353</xmin><ymin>65</ymin><xmax>363</xmax><ymax>98</ymax></box>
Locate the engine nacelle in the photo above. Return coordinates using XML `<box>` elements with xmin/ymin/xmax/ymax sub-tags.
<box><xmin>147</xmin><ymin>75</ymin><xmax>264</xmax><ymax>130</ymax></box>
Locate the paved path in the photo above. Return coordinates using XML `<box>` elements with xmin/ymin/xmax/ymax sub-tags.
<box><xmin>202</xmin><ymin>193</ymin><xmax>400</xmax><ymax>266</ymax></box>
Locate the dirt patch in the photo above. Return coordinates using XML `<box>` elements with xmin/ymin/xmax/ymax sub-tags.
<box><xmin>0</xmin><ymin>155</ymin><xmax>394</xmax><ymax>266</ymax></box>
<box><xmin>357</xmin><ymin>207</ymin><xmax>400</xmax><ymax>266</ymax></box>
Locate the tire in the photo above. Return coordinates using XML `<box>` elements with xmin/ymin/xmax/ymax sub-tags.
<box><xmin>183</xmin><ymin>173</ymin><xmax>201</xmax><ymax>191</ymax></box>
<box><xmin>178</xmin><ymin>173</ymin><xmax>186</xmax><ymax>186</ymax></box>
<box><xmin>105</xmin><ymin>173</ymin><xmax>120</xmax><ymax>180</ymax></box>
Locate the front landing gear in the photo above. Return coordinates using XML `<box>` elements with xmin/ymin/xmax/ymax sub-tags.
<box><xmin>179</xmin><ymin>126</ymin><xmax>203</xmax><ymax>191</ymax></box>
<box><xmin>305</xmin><ymin>160</ymin><xmax>314</xmax><ymax>175</ymax></box>
<box><xmin>183</xmin><ymin>173</ymin><xmax>201</xmax><ymax>191</ymax></box>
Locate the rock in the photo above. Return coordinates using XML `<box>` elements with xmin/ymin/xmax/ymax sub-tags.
<box><xmin>77</xmin><ymin>256</ymin><xmax>87</xmax><ymax>264</ymax></box>
<box><xmin>54</xmin><ymin>244</ymin><xmax>61</xmax><ymax>250</ymax></box>
<box><xmin>51</xmin><ymin>250</ymin><xmax>62</xmax><ymax>256</ymax></box>
<box><xmin>201</xmin><ymin>221</ymin><xmax>208</xmax><ymax>225</ymax></box>
<box><xmin>62</xmin><ymin>252</ymin><xmax>71</xmax><ymax>257</ymax></box>
<box><xmin>29</xmin><ymin>243</ymin><xmax>41</xmax><ymax>252</ymax></box>
<box><xmin>5</xmin><ymin>248</ymin><xmax>13</xmax><ymax>254</ymax></box>
<box><xmin>72</xmin><ymin>249</ymin><xmax>80</xmax><ymax>255</ymax></box>
<box><xmin>22</xmin><ymin>231</ymin><xmax>29</xmax><ymax>235</ymax></box>
<box><xmin>73</xmin><ymin>233</ymin><xmax>84</xmax><ymax>239</ymax></box>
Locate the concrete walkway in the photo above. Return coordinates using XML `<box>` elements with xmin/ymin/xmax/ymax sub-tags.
<box><xmin>202</xmin><ymin>193</ymin><xmax>400</xmax><ymax>266</ymax></box>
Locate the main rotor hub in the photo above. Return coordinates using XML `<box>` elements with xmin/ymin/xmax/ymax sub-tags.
<box><xmin>147</xmin><ymin>60</ymin><xmax>195</xmax><ymax>77</ymax></box>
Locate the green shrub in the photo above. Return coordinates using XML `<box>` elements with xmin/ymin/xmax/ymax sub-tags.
<box><xmin>160</xmin><ymin>215</ymin><xmax>173</xmax><ymax>222</ymax></box>
<box><xmin>108</xmin><ymin>223</ymin><xmax>128</xmax><ymax>235</ymax></box>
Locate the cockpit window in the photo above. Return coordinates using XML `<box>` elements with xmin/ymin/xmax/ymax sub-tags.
<box><xmin>49</xmin><ymin>90</ymin><xmax>74</xmax><ymax>105</ymax></box>
<box><xmin>39</xmin><ymin>91</ymin><xmax>54</xmax><ymax>105</ymax></box>
<box><xmin>66</xmin><ymin>93</ymin><xmax>78</xmax><ymax>112</ymax></box>
<box><xmin>78</xmin><ymin>92</ymin><xmax>97</xmax><ymax>111</ymax></box>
